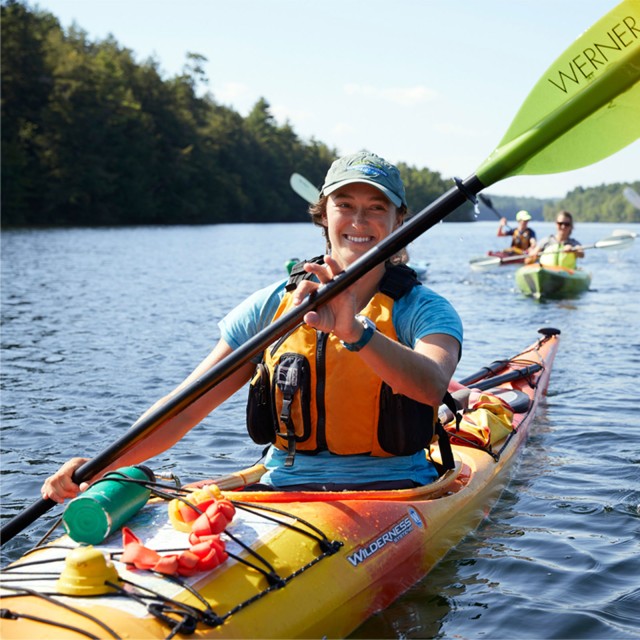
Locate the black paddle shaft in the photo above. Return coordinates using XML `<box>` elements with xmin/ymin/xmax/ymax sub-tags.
<box><xmin>0</xmin><ymin>176</ymin><xmax>483</xmax><ymax>545</ymax></box>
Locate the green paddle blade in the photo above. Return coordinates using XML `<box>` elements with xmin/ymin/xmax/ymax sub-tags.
<box><xmin>477</xmin><ymin>0</ymin><xmax>640</xmax><ymax>187</ymax></box>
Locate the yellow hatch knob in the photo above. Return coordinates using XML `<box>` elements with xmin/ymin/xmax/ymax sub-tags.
<box><xmin>56</xmin><ymin>546</ymin><xmax>122</xmax><ymax>596</ymax></box>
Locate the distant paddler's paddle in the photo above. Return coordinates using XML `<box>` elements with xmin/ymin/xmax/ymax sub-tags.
<box><xmin>2</xmin><ymin>0</ymin><xmax>639</xmax><ymax>545</ymax></box>
<box><xmin>290</xmin><ymin>173</ymin><xmax>320</xmax><ymax>204</ymax></box>
<box><xmin>469</xmin><ymin>231</ymin><xmax>636</xmax><ymax>271</ymax></box>
<box><xmin>478</xmin><ymin>193</ymin><xmax>512</xmax><ymax>230</ymax></box>
<box><xmin>623</xmin><ymin>186</ymin><xmax>640</xmax><ymax>209</ymax></box>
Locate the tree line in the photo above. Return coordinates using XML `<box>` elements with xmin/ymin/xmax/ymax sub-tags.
<box><xmin>2</xmin><ymin>1</ymin><xmax>637</xmax><ymax>229</ymax></box>
<box><xmin>1</xmin><ymin>1</ymin><xmax>476</xmax><ymax>228</ymax></box>
<box><xmin>542</xmin><ymin>182</ymin><xmax>640</xmax><ymax>223</ymax></box>
<box><xmin>475</xmin><ymin>184</ymin><xmax>640</xmax><ymax>224</ymax></box>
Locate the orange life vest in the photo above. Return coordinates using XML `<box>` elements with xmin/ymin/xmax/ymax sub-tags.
<box><xmin>512</xmin><ymin>227</ymin><xmax>535</xmax><ymax>251</ymax></box>
<box><xmin>246</xmin><ymin>263</ymin><xmax>439</xmax><ymax>466</ymax></box>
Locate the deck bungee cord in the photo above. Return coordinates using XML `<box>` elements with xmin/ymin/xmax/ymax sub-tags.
<box><xmin>437</xmin><ymin>330</ymin><xmax>558</xmax><ymax>462</ymax></box>
<box><xmin>0</xmin><ymin>478</ymin><xmax>346</xmax><ymax>638</ymax></box>
<box><xmin>0</xmin><ymin>587</ymin><xmax>122</xmax><ymax>639</ymax></box>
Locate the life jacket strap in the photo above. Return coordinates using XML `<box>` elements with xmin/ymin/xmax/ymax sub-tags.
<box><xmin>378</xmin><ymin>264</ymin><xmax>421</xmax><ymax>299</ymax></box>
<box><xmin>275</xmin><ymin>396</ymin><xmax>297</xmax><ymax>468</ymax></box>
<box><xmin>275</xmin><ymin>356</ymin><xmax>308</xmax><ymax>467</ymax></box>
<box><xmin>286</xmin><ymin>258</ymin><xmax>421</xmax><ymax>300</ymax></box>
<box><xmin>434</xmin><ymin>391</ymin><xmax>460</xmax><ymax>472</ymax></box>
<box><xmin>285</xmin><ymin>256</ymin><xmax>325</xmax><ymax>292</ymax></box>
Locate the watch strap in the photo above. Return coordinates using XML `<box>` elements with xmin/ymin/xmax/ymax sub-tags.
<box><xmin>341</xmin><ymin>315</ymin><xmax>376</xmax><ymax>352</ymax></box>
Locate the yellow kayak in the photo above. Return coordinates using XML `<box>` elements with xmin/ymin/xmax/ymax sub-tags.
<box><xmin>0</xmin><ymin>329</ymin><xmax>560</xmax><ymax>639</ymax></box>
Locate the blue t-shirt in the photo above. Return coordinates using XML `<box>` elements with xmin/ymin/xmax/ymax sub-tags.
<box><xmin>219</xmin><ymin>277</ymin><xmax>463</xmax><ymax>488</ymax></box>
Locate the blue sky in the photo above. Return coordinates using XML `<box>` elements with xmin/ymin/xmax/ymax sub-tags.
<box><xmin>33</xmin><ymin>0</ymin><xmax>639</xmax><ymax>199</ymax></box>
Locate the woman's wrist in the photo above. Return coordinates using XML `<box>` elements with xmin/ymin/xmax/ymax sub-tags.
<box><xmin>340</xmin><ymin>315</ymin><xmax>376</xmax><ymax>352</ymax></box>
<box><xmin>338</xmin><ymin>317</ymin><xmax>365</xmax><ymax>344</ymax></box>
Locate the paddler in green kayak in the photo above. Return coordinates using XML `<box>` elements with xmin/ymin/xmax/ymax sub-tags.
<box><xmin>42</xmin><ymin>151</ymin><xmax>463</xmax><ymax>499</ymax></box>
<box><xmin>526</xmin><ymin>210</ymin><xmax>585</xmax><ymax>268</ymax></box>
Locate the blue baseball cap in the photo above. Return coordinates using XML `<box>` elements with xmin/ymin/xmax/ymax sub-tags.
<box><xmin>320</xmin><ymin>151</ymin><xmax>407</xmax><ymax>208</ymax></box>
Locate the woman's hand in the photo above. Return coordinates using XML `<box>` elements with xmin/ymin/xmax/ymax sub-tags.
<box><xmin>41</xmin><ymin>457</ymin><xmax>90</xmax><ymax>503</ymax></box>
<box><xmin>290</xmin><ymin>257</ymin><xmax>460</xmax><ymax>406</ymax></box>
<box><xmin>291</xmin><ymin>255</ymin><xmax>363</xmax><ymax>343</ymax></box>
<box><xmin>565</xmin><ymin>244</ymin><xmax>585</xmax><ymax>258</ymax></box>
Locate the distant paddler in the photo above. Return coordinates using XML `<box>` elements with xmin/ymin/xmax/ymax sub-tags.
<box><xmin>526</xmin><ymin>210</ymin><xmax>583</xmax><ymax>268</ymax></box>
<box><xmin>496</xmin><ymin>209</ymin><xmax>537</xmax><ymax>256</ymax></box>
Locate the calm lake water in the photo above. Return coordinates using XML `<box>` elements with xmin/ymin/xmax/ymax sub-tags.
<box><xmin>1</xmin><ymin>220</ymin><xmax>639</xmax><ymax>639</ymax></box>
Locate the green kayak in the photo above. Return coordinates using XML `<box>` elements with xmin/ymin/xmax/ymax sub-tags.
<box><xmin>515</xmin><ymin>264</ymin><xmax>591</xmax><ymax>299</ymax></box>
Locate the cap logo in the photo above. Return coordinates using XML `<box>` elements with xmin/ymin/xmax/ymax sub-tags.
<box><xmin>351</xmin><ymin>163</ymin><xmax>389</xmax><ymax>178</ymax></box>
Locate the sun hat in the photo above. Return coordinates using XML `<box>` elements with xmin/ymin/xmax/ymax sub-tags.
<box><xmin>516</xmin><ymin>210</ymin><xmax>532</xmax><ymax>221</ymax></box>
<box><xmin>320</xmin><ymin>151</ymin><xmax>407</xmax><ymax>207</ymax></box>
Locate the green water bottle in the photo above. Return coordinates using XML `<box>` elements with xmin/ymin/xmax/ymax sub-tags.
<box><xmin>62</xmin><ymin>465</ymin><xmax>155</xmax><ymax>544</ymax></box>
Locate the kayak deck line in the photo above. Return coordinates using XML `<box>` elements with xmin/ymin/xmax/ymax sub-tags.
<box><xmin>0</xmin><ymin>496</ymin><xmax>347</xmax><ymax>636</ymax></box>
<box><xmin>0</xmin><ymin>329</ymin><xmax>560</xmax><ymax>639</ymax></box>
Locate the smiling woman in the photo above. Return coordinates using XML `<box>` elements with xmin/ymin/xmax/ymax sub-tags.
<box><xmin>309</xmin><ymin>152</ymin><xmax>407</xmax><ymax>270</ymax></box>
<box><xmin>1</xmin><ymin>2</ymin><xmax>639</xmax><ymax>636</ymax></box>
<box><xmin>529</xmin><ymin>210</ymin><xmax>585</xmax><ymax>269</ymax></box>
<box><xmin>39</xmin><ymin>150</ymin><xmax>462</xmax><ymax>499</ymax></box>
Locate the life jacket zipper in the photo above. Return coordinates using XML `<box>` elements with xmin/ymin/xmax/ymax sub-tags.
<box><xmin>315</xmin><ymin>331</ymin><xmax>328</xmax><ymax>451</ymax></box>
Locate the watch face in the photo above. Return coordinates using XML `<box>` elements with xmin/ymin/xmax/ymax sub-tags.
<box><xmin>357</xmin><ymin>314</ymin><xmax>375</xmax><ymax>330</ymax></box>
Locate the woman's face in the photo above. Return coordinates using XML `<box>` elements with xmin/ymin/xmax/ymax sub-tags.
<box><xmin>322</xmin><ymin>183</ymin><xmax>401</xmax><ymax>269</ymax></box>
<box><xmin>555</xmin><ymin>216</ymin><xmax>573</xmax><ymax>241</ymax></box>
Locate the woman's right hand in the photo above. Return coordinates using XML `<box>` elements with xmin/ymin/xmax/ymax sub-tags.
<box><xmin>293</xmin><ymin>255</ymin><xmax>363</xmax><ymax>343</ymax></box>
<box><xmin>41</xmin><ymin>457</ymin><xmax>90</xmax><ymax>503</ymax></box>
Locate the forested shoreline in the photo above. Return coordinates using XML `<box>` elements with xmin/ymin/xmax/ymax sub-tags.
<box><xmin>2</xmin><ymin>1</ymin><xmax>638</xmax><ymax>228</ymax></box>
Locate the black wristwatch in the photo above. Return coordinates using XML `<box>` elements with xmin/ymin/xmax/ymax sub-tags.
<box><xmin>341</xmin><ymin>314</ymin><xmax>376</xmax><ymax>352</ymax></box>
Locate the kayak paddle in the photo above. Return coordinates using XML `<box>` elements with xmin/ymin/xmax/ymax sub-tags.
<box><xmin>2</xmin><ymin>0</ymin><xmax>639</xmax><ymax>545</ymax></box>
<box><xmin>290</xmin><ymin>173</ymin><xmax>320</xmax><ymax>204</ymax></box>
<box><xmin>469</xmin><ymin>231</ymin><xmax>636</xmax><ymax>271</ymax></box>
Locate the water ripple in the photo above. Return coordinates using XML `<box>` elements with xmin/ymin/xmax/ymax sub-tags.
<box><xmin>2</xmin><ymin>222</ymin><xmax>640</xmax><ymax>639</ymax></box>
